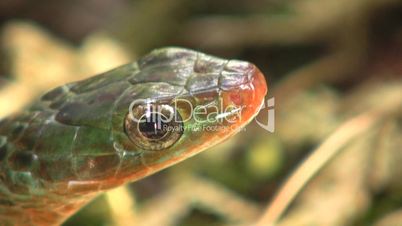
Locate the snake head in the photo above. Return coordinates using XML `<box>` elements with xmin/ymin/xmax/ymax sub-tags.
<box><xmin>110</xmin><ymin>47</ymin><xmax>268</xmax><ymax>184</ymax></box>
<box><xmin>37</xmin><ymin>48</ymin><xmax>266</xmax><ymax>190</ymax></box>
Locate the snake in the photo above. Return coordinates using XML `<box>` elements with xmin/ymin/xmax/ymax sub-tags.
<box><xmin>0</xmin><ymin>47</ymin><xmax>267</xmax><ymax>225</ymax></box>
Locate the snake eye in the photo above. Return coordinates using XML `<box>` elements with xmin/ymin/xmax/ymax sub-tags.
<box><xmin>124</xmin><ymin>104</ymin><xmax>183</xmax><ymax>151</ymax></box>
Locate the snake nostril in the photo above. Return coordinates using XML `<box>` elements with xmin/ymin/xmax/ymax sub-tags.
<box><xmin>229</xmin><ymin>93</ymin><xmax>242</xmax><ymax>105</ymax></box>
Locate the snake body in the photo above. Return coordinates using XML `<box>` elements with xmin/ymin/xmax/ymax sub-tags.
<box><xmin>0</xmin><ymin>48</ymin><xmax>267</xmax><ymax>225</ymax></box>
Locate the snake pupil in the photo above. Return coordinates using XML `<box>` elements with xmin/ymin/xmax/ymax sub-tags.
<box><xmin>138</xmin><ymin>112</ymin><xmax>169</xmax><ymax>140</ymax></box>
<box><xmin>124</xmin><ymin>104</ymin><xmax>183</xmax><ymax>151</ymax></box>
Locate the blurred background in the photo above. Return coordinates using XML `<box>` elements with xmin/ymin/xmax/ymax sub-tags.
<box><xmin>0</xmin><ymin>0</ymin><xmax>401</xmax><ymax>225</ymax></box>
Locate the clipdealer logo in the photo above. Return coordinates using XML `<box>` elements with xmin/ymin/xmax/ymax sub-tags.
<box><xmin>254</xmin><ymin>97</ymin><xmax>275</xmax><ymax>133</ymax></box>
<box><xmin>127</xmin><ymin>96</ymin><xmax>275</xmax><ymax>133</ymax></box>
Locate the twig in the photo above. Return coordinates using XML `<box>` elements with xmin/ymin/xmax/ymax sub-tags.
<box><xmin>106</xmin><ymin>186</ymin><xmax>138</xmax><ymax>226</ymax></box>
<box><xmin>254</xmin><ymin>109</ymin><xmax>393</xmax><ymax>226</ymax></box>
<box><xmin>136</xmin><ymin>176</ymin><xmax>260</xmax><ymax>226</ymax></box>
